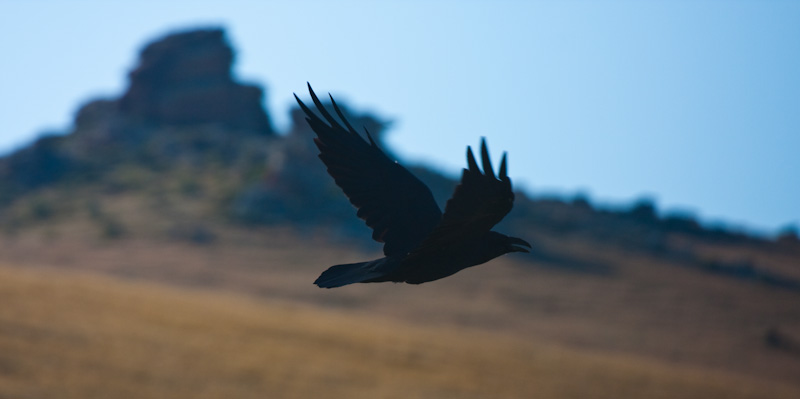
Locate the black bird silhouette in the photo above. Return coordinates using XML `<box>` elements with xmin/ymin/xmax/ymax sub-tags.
<box><xmin>295</xmin><ymin>84</ymin><xmax>531</xmax><ymax>288</ymax></box>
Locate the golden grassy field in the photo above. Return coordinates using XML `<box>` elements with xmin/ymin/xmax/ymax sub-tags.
<box><xmin>0</xmin><ymin>267</ymin><xmax>800</xmax><ymax>398</ymax></box>
<box><xmin>1</xmin><ymin>264</ymin><xmax>799</xmax><ymax>399</ymax></box>
<box><xmin>1</xmin><ymin>183</ymin><xmax>799</xmax><ymax>397</ymax></box>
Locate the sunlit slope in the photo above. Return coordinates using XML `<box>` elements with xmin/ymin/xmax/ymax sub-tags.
<box><xmin>0</xmin><ymin>265</ymin><xmax>796</xmax><ymax>399</ymax></box>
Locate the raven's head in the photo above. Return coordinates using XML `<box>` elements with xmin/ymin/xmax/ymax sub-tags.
<box><xmin>487</xmin><ymin>231</ymin><xmax>531</xmax><ymax>255</ymax></box>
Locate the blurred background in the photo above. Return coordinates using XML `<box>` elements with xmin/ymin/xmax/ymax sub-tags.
<box><xmin>0</xmin><ymin>1</ymin><xmax>799</xmax><ymax>398</ymax></box>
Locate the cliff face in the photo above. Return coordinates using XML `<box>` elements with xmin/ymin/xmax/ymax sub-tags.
<box><xmin>69</xmin><ymin>28</ymin><xmax>275</xmax><ymax>155</ymax></box>
<box><xmin>118</xmin><ymin>29</ymin><xmax>274</xmax><ymax>134</ymax></box>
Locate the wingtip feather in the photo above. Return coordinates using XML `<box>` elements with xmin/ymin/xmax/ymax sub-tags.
<box><xmin>306</xmin><ymin>84</ymin><xmax>346</xmax><ymax>133</ymax></box>
<box><xmin>364</xmin><ymin>128</ymin><xmax>377</xmax><ymax>146</ymax></box>
<box><xmin>295</xmin><ymin>92</ymin><xmax>322</xmax><ymax>125</ymax></box>
<box><xmin>329</xmin><ymin>94</ymin><xmax>358</xmax><ymax>134</ymax></box>
<box><xmin>466</xmin><ymin>146</ymin><xmax>479</xmax><ymax>172</ymax></box>
<box><xmin>480</xmin><ymin>139</ymin><xmax>495</xmax><ymax>177</ymax></box>
<box><xmin>499</xmin><ymin>152</ymin><xmax>508</xmax><ymax>179</ymax></box>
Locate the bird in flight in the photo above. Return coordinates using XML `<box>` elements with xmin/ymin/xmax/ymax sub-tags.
<box><xmin>295</xmin><ymin>84</ymin><xmax>530</xmax><ymax>288</ymax></box>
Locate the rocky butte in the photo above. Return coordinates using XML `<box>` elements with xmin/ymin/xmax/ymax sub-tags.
<box><xmin>1</xmin><ymin>28</ymin><xmax>277</xmax><ymax>199</ymax></box>
<box><xmin>117</xmin><ymin>28</ymin><xmax>274</xmax><ymax>134</ymax></box>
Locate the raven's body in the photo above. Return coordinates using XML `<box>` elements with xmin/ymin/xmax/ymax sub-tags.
<box><xmin>317</xmin><ymin>231</ymin><xmax>522</xmax><ymax>287</ymax></box>
<box><xmin>295</xmin><ymin>84</ymin><xmax>530</xmax><ymax>288</ymax></box>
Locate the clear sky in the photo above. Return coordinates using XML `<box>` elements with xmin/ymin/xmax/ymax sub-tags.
<box><xmin>1</xmin><ymin>0</ymin><xmax>798</xmax><ymax>234</ymax></box>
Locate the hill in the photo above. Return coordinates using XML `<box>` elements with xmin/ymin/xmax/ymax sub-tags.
<box><xmin>2</xmin><ymin>264</ymin><xmax>799</xmax><ymax>399</ymax></box>
<box><xmin>0</xmin><ymin>27</ymin><xmax>799</xmax><ymax>394</ymax></box>
<box><xmin>1</xmin><ymin>28</ymin><xmax>797</xmax><ymax>289</ymax></box>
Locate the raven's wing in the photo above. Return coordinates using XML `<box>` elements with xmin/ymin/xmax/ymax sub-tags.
<box><xmin>410</xmin><ymin>138</ymin><xmax>514</xmax><ymax>254</ymax></box>
<box><xmin>295</xmin><ymin>84</ymin><xmax>443</xmax><ymax>257</ymax></box>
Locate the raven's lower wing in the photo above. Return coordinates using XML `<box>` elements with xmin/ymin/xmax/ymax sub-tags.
<box><xmin>295</xmin><ymin>84</ymin><xmax>442</xmax><ymax>257</ymax></box>
<box><xmin>408</xmin><ymin>138</ymin><xmax>514</xmax><ymax>256</ymax></box>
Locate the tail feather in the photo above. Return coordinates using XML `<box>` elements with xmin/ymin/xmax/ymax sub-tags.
<box><xmin>314</xmin><ymin>261</ymin><xmax>384</xmax><ymax>288</ymax></box>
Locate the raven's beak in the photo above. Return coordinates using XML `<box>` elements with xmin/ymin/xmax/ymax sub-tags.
<box><xmin>509</xmin><ymin>237</ymin><xmax>532</xmax><ymax>253</ymax></box>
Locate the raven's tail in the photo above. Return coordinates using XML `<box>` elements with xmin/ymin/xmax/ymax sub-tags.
<box><xmin>314</xmin><ymin>261</ymin><xmax>386</xmax><ymax>288</ymax></box>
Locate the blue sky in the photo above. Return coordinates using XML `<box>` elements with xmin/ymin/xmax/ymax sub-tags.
<box><xmin>1</xmin><ymin>0</ymin><xmax>798</xmax><ymax>234</ymax></box>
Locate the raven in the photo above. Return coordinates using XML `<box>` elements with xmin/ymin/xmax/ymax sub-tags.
<box><xmin>295</xmin><ymin>84</ymin><xmax>530</xmax><ymax>288</ymax></box>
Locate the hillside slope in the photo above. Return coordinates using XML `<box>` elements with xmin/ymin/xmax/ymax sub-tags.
<box><xmin>1</xmin><ymin>265</ymin><xmax>798</xmax><ymax>399</ymax></box>
<box><xmin>1</xmin><ymin>27</ymin><xmax>799</xmax><ymax>395</ymax></box>
<box><xmin>1</xmin><ymin>224</ymin><xmax>799</xmax><ymax>387</ymax></box>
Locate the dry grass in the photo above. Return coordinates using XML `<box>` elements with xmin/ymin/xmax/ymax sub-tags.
<box><xmin>1</xmin><ymin>265</ymin><xmax>798</xmax><ymax>399</ymax></box>
<box><xmin>2</xmin><ymin>225</ymin><xmax>800</xmax><ymax>385</ymax></box>
<box><xmin>1</xmin><ymin>185</ymin><xmax>799</xmax><ymax>393</ymax></box>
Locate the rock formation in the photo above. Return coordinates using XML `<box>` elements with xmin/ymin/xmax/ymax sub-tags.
<box><xmin>117</xmin><ymin>28</ymin><xmax>274</xmax><ymax>134</ymax></box>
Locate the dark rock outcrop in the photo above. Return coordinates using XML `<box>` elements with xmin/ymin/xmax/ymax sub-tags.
<box><xmin>118</xmin><ymin>28</ymin><xmax>274</xmax><ymax>134</ymax></box>
<box><xmin>0</xmin><ymin>27</ymin><xmax>277</xmax><ymax>204</ymax></box>
<box><xmin>0</xmin><ymin>134</ymin><xmax>81</xmax><ymax>203</ymax></box>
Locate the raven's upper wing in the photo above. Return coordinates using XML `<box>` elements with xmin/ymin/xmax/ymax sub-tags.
<box><xmin>410</xmin><ymin>139</ymin><xmax>514</xmax><ymax>254</ymax></box>
<box><xmin>295</xmin><ymin>84</ymin><xmax>442</xmax><ymax>257</ymax></box>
